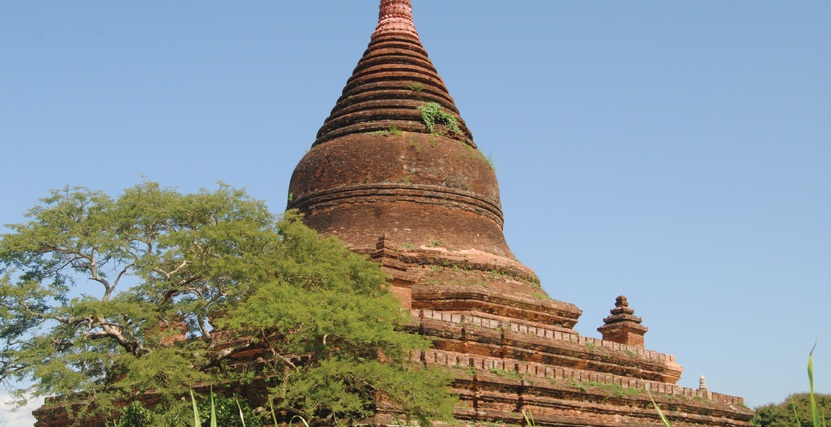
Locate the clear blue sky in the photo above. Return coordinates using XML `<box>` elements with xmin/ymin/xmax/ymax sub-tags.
<box><xmin>2</xmin><ymin>1</ymin><xmax>829</xmax><ymax>423</ymax></box>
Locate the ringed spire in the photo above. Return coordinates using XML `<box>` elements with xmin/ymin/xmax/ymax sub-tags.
<box><xmin>288</xmin><ymin>0</ymin><xmax>516</xmax><ymax>260</ymax></box>
<box><xmin>311</xmin><ymin>0</ymin><xmax>472</xmax><ymax>147</ymax></box>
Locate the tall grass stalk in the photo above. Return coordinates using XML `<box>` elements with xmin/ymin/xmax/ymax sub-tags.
<box><xmin>189</xmin><ymin>388</ymin><xmax>220</xmax><ymax>427</ymax></box>
<box><xmin>807</xmin><ymin>344</ymin><xmax>827</xmax><ymax>427</ymax></box>
<box><xmin>792</xmin><ymin>399</ymin><xmax>803</xmax><ymax>426</ymax></box>
<box><xmin>289</xmin><ymin>415</ymin><xmax>311</xmax><ymax>427</ymax></box>
<box><xmin>269</xmin><ymin>399</ymin><xmax>278</xmax><ymax>427</ymax></box>
<box><xmin>209</xmin><ymin>392</ymin><xmax>217</xmax><ymax>427</ymax></box>
<box><xmin>522</xmin><ymin>408</ymin><xmax>536</xmax><ymax>427</ymax></box>
<box><xmin>189</xmin><ymin>390</ymin><xmax>201</xmax><ymax>427</ymax></box>
<box><xmin>269</xmin><ymin>399</ymin><xmax>309</xmax><ymax>427</ymax></box>
<box><xmin>647</xmin><ymin>387</ymin><xmax>673</xmax><ymax>427</ymax></box>
<box><xmin>235</xmin><ymin>397</ymin><xmax>247</xmax><ymax>427</ymax></box>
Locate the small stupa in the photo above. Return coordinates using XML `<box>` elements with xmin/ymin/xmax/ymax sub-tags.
<box><xmin>288</xmin><ymin>1</ymin><xmax>754</xmax><ymax>426</ymax></box>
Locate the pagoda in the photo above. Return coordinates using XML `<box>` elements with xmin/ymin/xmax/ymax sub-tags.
<box><xmin>288</xmin><ymin>1</ymin><xmax>754</xmax><ymax>426</ymax></box>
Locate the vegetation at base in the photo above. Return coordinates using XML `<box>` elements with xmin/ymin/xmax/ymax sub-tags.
<box><xmin>109</xmin><ymin>393</ymin><xmax>260</xmax><ymax>427</ymax></box>
<box><xmin>0</xmin><ymin>182</ymin><xmax>456</xmax><ymax>426</ymax></box>
<box><xmin>418</xmin><ymin>102</ymin><xmax>462</xmax><ymax>136</ymax></box>
<box><xmin>195</xmin><ymin>394</ymin><xmax>260</xmax><ymax>427</ymax></box>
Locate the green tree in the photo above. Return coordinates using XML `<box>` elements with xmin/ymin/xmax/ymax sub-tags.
<box><xmin>0</xmin><ymin>182</ymin><xmax>455</xmax><ymax>425</ymax></box>
<box><xmin>754</xmin><ymin>393</ymin><xmax>831</xmax><ymax>427</ymax></box>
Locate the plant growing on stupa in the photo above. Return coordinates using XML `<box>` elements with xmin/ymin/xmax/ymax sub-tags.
<box><xmin>0</xmin><ymin>182</ymin><xmax>455</xmax><ymax>426</ymax></box>
<box><xmin>407</xmin><ymin>81</ymin><xmax>424</xmax><ymax>92</ymax></box>
<box><xmin>418</xmin><ymin>102</ymin><xmax>462</xmax><ymax>136</ymax></box>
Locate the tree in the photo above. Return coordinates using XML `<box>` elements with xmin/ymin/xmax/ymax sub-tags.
<box><xmin>754</xmin><ymin>393</ymin><xmax>831</xmax><ymax>427</ymax></box>
<box><xmin>0</xmin><ymin>182</ymin><xmax>455</xmax><ymax>425</ymax></box>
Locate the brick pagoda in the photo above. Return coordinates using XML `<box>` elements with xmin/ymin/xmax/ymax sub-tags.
<box><xmin>287</xmin><ymin>1</ymin><xmax>754</xmax><ymax>426</ymax></box>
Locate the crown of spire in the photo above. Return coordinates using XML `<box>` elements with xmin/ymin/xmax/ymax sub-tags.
<box><xmin>374</xmin><ymin>0</ymin><xmax>419</xmax><ymax>39</ymax></box>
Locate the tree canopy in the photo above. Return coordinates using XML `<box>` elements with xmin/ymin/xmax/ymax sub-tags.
<box><xmin>754</xmin><ymin>393</ymin><xmax>831</xmax><ymax>427</ymax></box>
<box><xmin>0</xmin><ymin>182</ymin><xmax>455</xmax><ymax>425</ymax></box>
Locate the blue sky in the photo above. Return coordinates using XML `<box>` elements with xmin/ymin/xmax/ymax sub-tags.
<box><xmin>1</xmin><ymin>1</ymin><xmax>829</xmax><ymax>423</ymax></box>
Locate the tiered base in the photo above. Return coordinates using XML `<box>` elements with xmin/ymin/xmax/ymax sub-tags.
<box><xmin>374</xmin><ymin>244</ymin><xmax>753</xmax><ymax>427</ymax></box>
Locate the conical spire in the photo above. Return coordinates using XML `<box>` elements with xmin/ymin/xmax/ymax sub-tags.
<box><xmin>312</xmin><ymin>0</ymin><xmax>472</xmax><ymax>147</ymax></box>
<box><xmin>374</xmin><ymin>0</ymin><xmax>418</xmax><ymax>39</ymax></box>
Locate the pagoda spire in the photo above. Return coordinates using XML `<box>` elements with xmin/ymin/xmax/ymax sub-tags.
<box><xmin>289</xmin><ymin>0</ymin><xmax>516</xmax><ymax>261</ymax></box>
<box><xmin>597</xmin><ymin>296</ymin><xmax>648</xmax><ymax>347</ymax></box>
<box><xmin>373</xmin><ymin>0</ymin><xmax>419</xmax><ymax>39</ymax></box>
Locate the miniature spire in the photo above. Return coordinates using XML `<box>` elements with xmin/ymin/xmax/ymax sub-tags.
<box><xmin>699</xmin><ymin>375</ymin><xmax>708</xmax><ymax>391</ymax></box>
<box><xmin>597</xmin><ymin>295</ymin><xmax>648</xmax><ymax>347</ymax></box>
<box><xmin>373</xmin><ymin>0</ymin><xmax>419</xmax><ymax>39</ymax></box>
<box><xmin>604</xmin><ymin>296</ymin><xmax>642</xmax><ymax>323</ymax></box>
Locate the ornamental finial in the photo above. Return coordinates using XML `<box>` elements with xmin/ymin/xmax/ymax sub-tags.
<box><xmin>373</xmin><ymin>0</ymin><xmax>419</xmax><ymax>39</ymax></box>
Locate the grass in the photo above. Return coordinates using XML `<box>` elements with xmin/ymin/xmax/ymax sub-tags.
<box><xmin>647</xmin><ymin>387</ymin><xmax>673</xmax><ymax>427</ymax></box>
<box><xmin>409</xmin><ymin>139</ymin><xmax>422</xmax><ymax>153</ymax></box>
<box><xmin>488</xmin><ymin>367</ymin><xmax>522</xmax><ymax>380</ymax></box>
<box><xmin>189</xmin><ymin>389</ymin><xmax>217</xmax><ymax>427</ymax></box>
<box><xmin>408</xmin><ymin>82</ymin><xmax>424</xmax><ymax>92</ymax></box>
<box><xmin>522</xmin><ymin>408</ymin><xmax>536</xmax><ymax>427</ymax></box>
<box><xmin>806</xmin><ymin>344</ymin><xmax>827</xmax><ymax>427</ymax></box>
<box><xmin>483</xmin><ymin>153</ymin><xmax>497</xmax><ymax>172</ymax></box>
<box><xmin>370</xmin><ymin>125</ymin><xmax>403</xmax><ymax>137</ymax></box>
<box><xmin>455</xmin><ymin>364</ymin><xmax>477</xmax><ymax>376</ymax></box>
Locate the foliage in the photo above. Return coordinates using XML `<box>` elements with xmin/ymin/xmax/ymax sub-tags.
<box><xmin>218</xmin><ymin>214</ymin><xmax>456</xmax><ymax>425</ymax></box>
<box><xmin>190</xmin><ymin>390</ymin><xmax>203</xmax><ymax>427</ymax></box>
<box><xmin>108</xmin><ymin>392</ymin><xmax>259</xmax><ymax>427</ymax></box>
<box><xmin>108</xmin><ymin>401</ymin><xmax>153</xmax><ymax>427</ymax></box>
<box><xmin>808</xmin><ymin>345</ymin><xmax>826</xmax><ymax>427</ymax></box>
<box><xmin>418</xmin><ymin>102</ymin><xmax>462</xmax><ymax>136</ymax></box>
<box><xmin>753</xmin><ymin>346</ymin><xmax>829</xmax><ymax>427</ymax></box>
<box><xmin>754</xmin><ymin>393</ymin><xmax>831</xmax><ymax>427</ymax></box>
<box><xmin>0</xmin><ymin>182</ymin><xmax>455</xmax><ymax>425</ymax></box>
<box><xmin>196</xmin><ymin>394</ymin><xmax>260</xmax><ymax>427</ymax></box>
